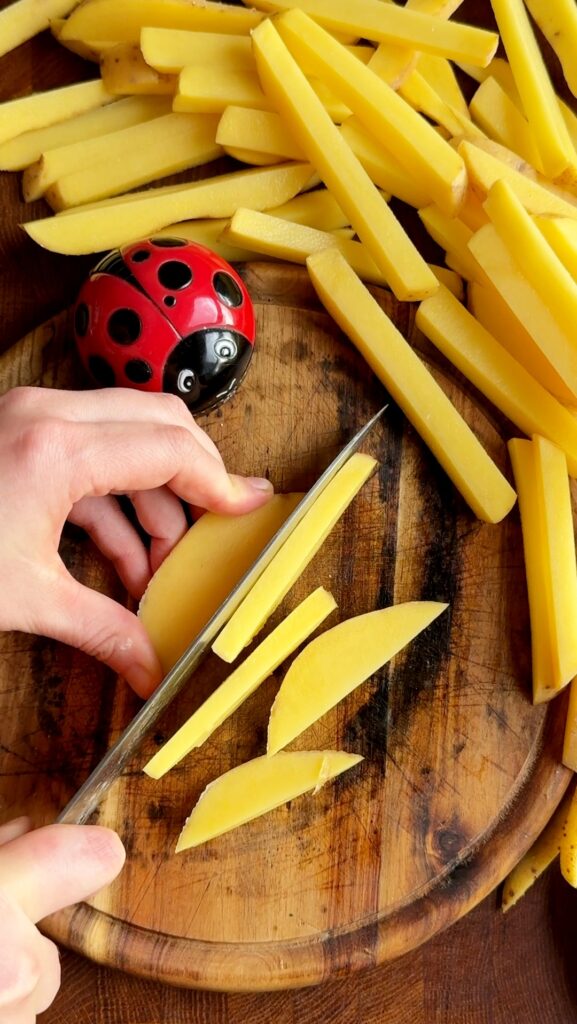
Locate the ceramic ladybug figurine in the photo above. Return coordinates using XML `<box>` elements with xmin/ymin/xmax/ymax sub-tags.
<box><xmin>73</xmin><ymin>237</ymin><xmax>256</xmax><ymax>414</ymax></box>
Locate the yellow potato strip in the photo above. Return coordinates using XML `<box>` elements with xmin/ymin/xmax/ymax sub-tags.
<box><xmin>502</xmin><ymin>784</ymin><xmax>574</xmax><ymax>911</ymax></box>
<box><xmin>0</xmin><ymin>79</ymin><xmax>113</xmax><ymax>148</ymax></box>
<box><xmin>0</xmin><ymin>0</ymin><xmax>82</xmax><ymax>59</ymax></box>
<box><xmin>60</xmin><ymin>0</ymin><xmax>263</xmax><ymax>43</ymax></box>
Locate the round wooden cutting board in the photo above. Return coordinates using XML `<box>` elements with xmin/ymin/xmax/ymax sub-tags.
<box><xmin>0</xmin><ymin>262</ymin><xmax>570</xmax><ymax>991</ymax></box>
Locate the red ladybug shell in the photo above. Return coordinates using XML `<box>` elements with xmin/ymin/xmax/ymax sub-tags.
<box><xmin>73</xmin><ymin>237</ymin><xmax>256</xmax><ymax>414</ymax></box>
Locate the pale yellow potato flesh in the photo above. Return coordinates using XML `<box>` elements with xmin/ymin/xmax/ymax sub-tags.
<box><xmin>0</xmin><ymin>0</ymin><xmax>81</xmax><ymax>59</ymax></box>
<box><xmin>175</xmin><ymin>750</ymin><xmax>363</xmax><ymax>850</ymax></box>
<box><xmin>469</xmin><ymin>77</ymin><xmax>544</xmax><ymax>171</ymax></box>
<box><xmin>560</xmin><ymin>782</ymin><xmax>577</xmax><ymax>886</ymax></box>
<box><xmin>174</xmin><ymin>67</ymin><xmax>272</xmax><ymax>114</ymax></box>
<box><xmin>156</xmin><ymin>217</ymin><xmax>264</xmax><ymax>262</ymax></box>
<box><xmin>216</xmin><ymin>106</ymin><xmax>304</xmax><ymax>160</ymax></box>
<box><xmin>251</xmin><ymin>18</ymin><xmax>437</xmax><ymax>302</ymax></box>
<box><xmin>416</xmin><ymin>283</ymin><xmax>577</xmax><ymax>477</ymax></box>
<box><xmin>60</xmin><ymin>0</ymin><xmax>263</xmax><ymax>43</ymax></box>
<box><xmin>536</xmin><ymin>216</ymin><xmax>577</xmax><ymax>282</ymax></box>
<box><xmin>23</xmin><ymin>161</ymin><xmax>314</xmax><ymax>254</ymax></box>
<box><xmin>563</xmin><ymin>679</ymin><xmax>577</xmax><ymax>771</ymax></box>
<box><xmin>458</xmin><ymin>139</ymin><xmax>577</xmax><ymax>220</ymax></box>
<box><xmin>212</xmin><ymin>451</ymin><xmax>377</xmax><ymax>663</ymax></box>
<box><xmin>418</xmin><ymin>204</ymin><xmax>489</xmax><ymax>285</ymax></box>
<box><xmin>139</xmin><ymin>493</ymin><xmax>303</xmax><ymax>675</ymax></box>
<box><xmin>398</xmin><ymin>69</ymin><xmax>465</xmax><ymax>138</ymax></box>
<box><xmin>267</xmin><ymin>189</ymin><xmax>350</xmax><ymax>231</ymax></box>
<box><xmin>141</xmin><ymin>27</ymin><xmax>254</xmax><ymax>74</ymax></box>
<box><xmin>267</xmin><ymin>602</ymin><xmax>447</xmax><ymax>755</ymax></box>
<box><xmin>524</xmin><ymin>0</ymin><xmax>577</xmax><ymax>101</ymax></box>
<box><xmin>417</xmin><ymin>52</ymin><xmax>469</xmax><ymax>117</ymax></box>
<box><xmin>100</xmin><ymin>43</ymin><xmax>177</xmax><ymax>96</ymax></box>
<box><xmin>339</xmin><ymin>118</ymin><xmax>430</xmax><ymax>209</ymax></box>
<box><xmin>275</xmin><ymin>8</ymin><xmax>466</xmax><ymax>217</ymax></box>
<box><xmin>0</xmin><ymin>79</ymin><xmax>113</xmax><ymax>148</ymax></box>
<box><xmin>308</xmin><ymin>249</ymin><xmax>516</xmax><ymax>524</ymax></box>
<box><xmin>144</xmin><ymin>587</ymin><xmax>337</xmax><ymax>778</ymax></box>
<box><xmin>502</xmin><ymin>785</ymin><xmax>574</xmax><ymax>911</ymax></box>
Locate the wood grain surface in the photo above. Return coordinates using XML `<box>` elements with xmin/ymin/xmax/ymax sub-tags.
<box><xmin>1</xmin><ymin>0</ymin><xmax>577</xmax><ymax>1020</ymax></box>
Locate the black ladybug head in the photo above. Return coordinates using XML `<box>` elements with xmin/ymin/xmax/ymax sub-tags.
<box><xmin>163</xmin><ymin>327</ymin><xmax>253</xmax><ymax>414</ymax></box>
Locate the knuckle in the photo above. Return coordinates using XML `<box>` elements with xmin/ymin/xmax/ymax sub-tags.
<box><xmin>0</xmin><ymin>385</ymin><xmax>39</xmax><ymax>418</ymax></box>
<box><xmin>156</xmin><ymin>391</ymin><xmax>190</xmax><ymax>424</ymax></box>
<box><xmin>12</xmin><ymin>417</ymin><xmax>70</xmax><ymax>473</ymax></box>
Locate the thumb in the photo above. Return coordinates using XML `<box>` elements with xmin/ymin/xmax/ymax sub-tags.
<box><xmin>0</xmin><ymin>824</ymin><xmax>125</xmax><ymax>923</ymax></box>
<box><xmin>41</xmin><ymin>566</ymin><xmax>163</xmax><ymax>698</ymax></box>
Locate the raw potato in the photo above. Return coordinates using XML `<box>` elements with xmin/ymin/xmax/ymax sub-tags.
<box><xmin>251</xmin><ymin>18</ymin><xmax>437</xmax><ymax>302</ymax></box>
<box><xmin>139</xmin><ymin>493</ymin><xmax>303</xmax><ymax>674</ymax></box>
<box><xmin>415</xmin><ymin>284</ymin><xmax>577</xmax><ymax>477</ymax></box>
<box><xmin>23</xmin><ymin>161</ymin><xmax>314</xmax><ymax>254</ymax></box>
<box><xmin>267</xmin><ymin>602</ymin><xmax>448</xmax><ymax>754</ymax></box>
<box><xmin>560</xmin><ymin>784</ymin><xmax>577</xmax><ymax>886</ymax></box>
<box><xmin>308</xmin><ymin>249</ymin><xmax>516</xmax><ymax>524</ymax></box>
<box><xmin>212</xmin><ymin>451</ymin><xmax>377</xmax><ymax>663</ymax></box>
<box><xmin>0</xmin><ymin>79</ymin><xmax>113</xmax><ymax>148</ymax></box>
<box><xmin>175</xmin><ymin>750</ymin><xmax>363</xmax><ymax>850</ymax></box>
<box><xmin>141</xmin><ymin>27</ymin><xmax>254</xmax><ymax>74</ymax></box>
<box><xmin>174</xmin><ymin>67</ymin><xmax>271</xmax><ymax>114</ymax></box>
<box><xmin>563</xmin><ymin>679</ymin><xmax>577</xmax><ymax>771</ymax></box>
<box><xmin>502</xmin><ymin>785</ymin><xmax>574</xmax><ymax>911</ymax></box>
<box><xmin>458</xmin><ymin>140</ymin><xmax>577</xmax><ymax>221</ymax></box>
<box><xmin>524</xmin><ymin>0</ymin><xmax>577</xmax><ymax>101</ymax></box>
<box><xmin>340</xmin><ymin>118</ymin><xmax>431</xmax><ymax>209</ymax></box>
<box><xmin>418</xmin><ymin>205</ymin><xmax>488</xmax><ymax>286</ymax></box>
<box><xmin>469</xmin><ymin>77</ymin><xmax>544</xmax><ymax>171</ymax></box>
<box><xmin>216</xmin><ymin>106</ymin><xmax>304</xmax><ymax>161</ymax></box>
<box><xmin>100</xmin><ymin>43</ymin><xmax>177</xmax><ymax>95</ymax></box>
<box><xmin>0</xmin><ymin>0</ymin><xmax>82</xmax><ymax>59</ymax></box>
<box><xmin>60</xmin><ymin>0</ymin><xmax>263</xmax><ymax>43</ymax></box>
<box><xmin>536</xmin><ymin>217</ymin><xmax>577</xmax><ymax>282</ymax></box>
<box><xmin>144</xmin><ymin>587</ymin><xmax>337</xmax><ymax>778</ymax></box>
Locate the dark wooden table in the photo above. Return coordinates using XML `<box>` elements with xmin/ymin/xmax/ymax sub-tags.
<box><xmin>1</xmin><ymin>5</ymin><xmax>577</xmax><ymax>1022</ymax></box>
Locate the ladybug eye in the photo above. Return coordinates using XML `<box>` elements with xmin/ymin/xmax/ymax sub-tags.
<box><xmin>177</xmin><ymin>369</ymin><xmax>196</xmax><ymax>393</ymax></box>
<box><xmin>213</xmin><ymin>271</ymin><xmax>243</xmax><ymax>307</ymax></box>
<box><xmin>214</xmin><ymin>337</ymin><xmax>237</xmax><ymax>360</ymax></box>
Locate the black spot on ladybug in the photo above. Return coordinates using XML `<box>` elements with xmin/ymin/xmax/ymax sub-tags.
<box><xmin>131</xmin><ymin>249</ymin><xmax>150</xmax><ymax>263</ymax></box>
<box><xmin>125</xmin><ymin>358</ymin><xmax>153</xmax><ymax>384</ymax></box>
<box><xmin>107</xmin><ymin>308</ymin><xmax>141</xmax><ymax>345</ymax></box>
<box><xmin>158</xmin><ymin>260</ymin><xmax>193</xmax><ymax>291</ymax></box>
<box><xmin>88</xmin><ymin>355</ymin><xmax>115</xmax><ymax>386</ymax></box>
<box><xmin>74</xmin><ymin>302</ymin><xmax>89</xmax><ymax>337</ymax></box>
<box><xmin>94</xmin><ymin>250</ymin><xmax>145</xmax><ymax>292</ymax></box>
<box><xmin>163</xmin><ymin>295</ymin><xmax>176</xmax><ymax>308</ymax></box>
<box><xmin>151</xmin><ymin>237</ymin><xmax>187</xmax><ymax>247</ymax></box>
<box><xmin>213</xmin><ymin>271</ymin><xmax>243</xmax><ymax>308</ymax></box>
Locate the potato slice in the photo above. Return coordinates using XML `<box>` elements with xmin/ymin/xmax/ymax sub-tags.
<box><xmin>502</xmin><ymin>785</ymin><xmax>574</xmax><ymax>911</ymax></box>
<box><xmin>560</xmin><ymin>783</ymin><xmax>577</xmax><ymax>886</ymax></box>
<box><xmin>175</xmin><ymin>750</ymin><xmax>363</xmax><ymax>850</ymax></box>
<box><xmin>367</xmin><ymin>42</ymin><xmax>417</xmax><ymax>90</ymax></box>
<box><xmin>490</xmin><ymin>0</ymin><xmax>577</xmax><ymax>180</ymax></box>
<box><xmin>144</xmin><ymin>587</ymin><xmax>337</xmax><ymax>778</ymax></box>
<box><xmin>339</xmin><ymin>118</ymin><xmax>430</xmax><ymax>209</ymax></box>
<box><xmin>23</xmin><ymin>160</ymin><xmax>313</xmax><ymax>254</ymax></box>
<box><xmin>155</xmin><ymin>218</ymin><xmax>263</xmax><ymax>262</ymax></box>
<box><xmin>308</xmin><ymin>249</ymin><xmax>516</xmax><ymax>524</ymax></box>
<box><xmin>418</xmin><ymin>205</ymin><xmax>489</xmax><ymax>286</ymax></box>
<box><xmin>0</xmin><ymin>95</ymin><xmax>170</xmax><ymax>173</ymax></box>
<box><xmin>174</xmin><ymin>67</ymin><xmax>272</xmax><ymax>114</ymax></box>
<box><xmin>468</xmin><ymin>222</ymin><xmax>577</xmax><ymax>403</ymax></box>
<box><xmin>60</xmin><ymin>0</ymin><xmax>263</xmax><ymax>43</ymax></box>
<box><xmin>535</xmin><ymin>216</ymin><xmax>577</xmax><ymax>283</ymax></box>
<box><xmin>417</xmin><ymin>53</ymin><xmax>469</xmax><ymax>118</ymax></box>
<box><xmin>415</xmin><ymin>283</ymin><xmax>577</xmax><ymax>477</ymax></box>
<box><xmin>216</xmin><ymin>106</ymin><xmax>304</xmax><ymax>161</ymax></box>
<box><xmin>251</xmin><ymin>18</ymin><xmax>437</xmax><ymax>302</ymax></box>
<box><xmin>458</xmin><ymin>139</ymin><xmax>577</xmax><ymax>220</ymax></box>
<box><xmin>275</xmin><ymin>9</ymin><xmax>466</xmax><ymax>218</ymax></box>
<box><xmin>563</xmin><ymin>680</ymin><xmax>577</xmax><ymax>771</ymax></box>
<box><xmin>139</xmin><ymin>493</ymin><xmax>303</xmax><ymax>675</ymax></box>
<box><xmin>141</xmin><ymin>27</ymin><xmax>254</xmax><ymax>74</ymax></box>
<box><xmin>267</xmin><ymin>189</ymin><xmax>349</xmax><ymax>231</ymax></box>
<box><xmin>524</xmin><ymin>0</ymin><xmax>577</xmax><ymax>101</ymax></box>
<box><xmin>44</xmin><ymin>113</ymin><xmax>222</xmax><ymax>210</ymax></box>
<box><xmin>398</xmin><ymin>69</ymin><xmax>465</xmax><ymax>137</ymax></box>
<box><xmin>267</xmin><ymin>602</ymin><xmax>447</xmax><ymax>755</ymax></box>
<box><xmin>469</xmin><ymin>77</ymin><xmax>544</xmax><ymax>171</ymax></box>
<box><xmin>212</xmin><ymin>452</ymin><xmax>377</xmax><ymax>663</ymax></box>
<box><xmin>0</xmin><ymin>0</ymin><xmax>81</xmax><ymax>59</ymax></box>
<box><xmin>0</xmin><ymin>80</ymin><xmax>113</xmax><ymax>148</ymax></box>
<box><xmin>100</xmin><ymin>43</ymin><xmax>177</xmax><ymax>95</ymax></box>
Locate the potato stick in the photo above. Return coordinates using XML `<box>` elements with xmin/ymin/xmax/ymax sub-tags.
<box><xmin>469</xmin><ymin>78</ymin><xmax>544</xmax><ymax>171</ymax></box>
<box><xmin>458</xmin><ymin>191</ymin><xmax>488</xmax><ymax>232</ymax></box>
<box><xmin>243</xmin><ymin>0</ymin><xmax>498</xmax><ymax>66</ymax></box>
<box><xmin>418</xmin><ymin>205</ymin><xmax>489</xmax><ymax>286</ymax></box>
<box><xmin>251</xmin><ymin>19</ymin><xmax>437</xmax><ymax>301</ymax></box>
<box><xmin>398</xmin><ymin>69</ymin><xmax>465</xmax><ymax>137</ymax></box>
<box><xmin>560</xmin><ymin>783</ymin><xmax>577</xmax><ymax>886</ymax></box>
<box><xmin>0</xmin><ymin>0</ymin><xmax>81</xmax><ymax>59</ymax></box>
<box><xmin>275</xmin><ymin>9</ymin><xmax>466</xmax><ymax>217</ymax></box>
<box><xmin>60</xmin><ymin>0</ymin><xmax>263</xmax><ymax>43</ymax></box>
<box><xmin>50</xmin><ymin>17</ymin><xmax>112</xmax><ymax>62</ymax></box>
<box><xmin>502</xmin><ymin>785</ymin><xmax>574</xmax><ymax>911</ymax></box>
<box><xmin>484</xmin><ymin>180</ymin><xmax>577</xmax><ymax>349</ymax></box>
<box><xmin>44</xmin><ymin>114</ymin><xmax>223</xmax><ymax>210</ymax></box>
<box><xmin>367</xmin><ymin>43</ymin><xmax>417</xmax><ymax>90</ymax></box>
<box><xmin>23</xmin><ymin>161</ymin><xmax>314</xmax><ymax>255</ymax></box>
<box><xmin>307</xmin><ymin>249</ymin><xmax>516</xmax><ymax>524</ymax></box>
<box><xmin>429</xmin><ymin>266</ymin><xmax>464</xmax><ymax>301</ymax></box>
<box><xmin>524</xmin><ymin>0</ymin><xmax>577</xmax><ymax>101</ymax></box>
<box><xmin>415</xmin><ymin>284</ymin><xmax>577</xmax><ymax>477</ymax></box>
<box><xmin>340</xmin><ymin>119</ymin><xmax>430</xmax><ymax>209</ymax></box>
<box><xmin>175</xmin><ymin>67</ymin><xmax>272</xmax><ymax>114</ymax></box>
<box><xmin>216</xmin><ymin>106</ymin><xmax>304</xmax><ymax>160</ymax></box>
<box><xmin>536</xmin><ymin>217</ymin><xmax>577</xmax><ymax>283</ymax></box>
<box><xmin>0</xmin><ymin>95</ymin><xmax>171</xmax><ymax>172</ymax></box>
<box><xmin>100</xmin><ymin>43</ymin><xmax>177</xmax><ymax>96</ymax></box>
<box><xmin>156</xmin><ymin>217</ymin><xmax>264</xmax><ymax>262</ymax></box>
<box><xmin>490</xmin><ymin>0</ymin><xmax>577</xmax><ymax>179</ymax></box>
<box><xmin>458</xmin><ymin>140</ymin><xmax>577</xmax><ymax>221</ymax></box>
<box><xmin>222</xmin><ymin>146</ymin><xmax>279</xmax><ymax>166</ymax></box>
<box><xmin>268</xmin><ymin>189</ymin><xmax>349</xmax><ymax>230</ymax></box>
<box><xmin>141</xmin><ymin>27</ymin><xmax>254</xmax><ymax>74</ymax></box>
<box><xmin>0</xmin><ymin>80</ymin><xmax>113</xmax><ymax>149</ymax></box>
<box><xmin>467</xmin><ymin>281</ymin><xmax>575</xmax><ymax>405</ymax></box>
<box><xmin>563</xmin><ymin>680</ymin><xmax>577</xmax><ymax>771</ymax></box>
<box><xmin>417</xmin><ymin>54</ymin><xmax>469</xmax><ymax>118</ymax></box>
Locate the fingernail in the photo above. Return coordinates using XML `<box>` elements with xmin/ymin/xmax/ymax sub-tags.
<box><xmin>245</xmin><ymin>476</ymin><xmax>274</xmax><ymax>493</ymax></box>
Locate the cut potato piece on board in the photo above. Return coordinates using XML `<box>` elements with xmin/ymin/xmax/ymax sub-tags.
<box><xmin>469</xmin><ymin>77</ymin><xmax>544</xmax><ymax>171</ymax></box>
<box><xmin>418</xmin><ymin>205</ymin><xmax>488</xmax><ymax>286</ymax></box>
<box><xmin>417</xmin><ymin>52</ymin><xmax>469</xmax><ymax>118</ymax></box>
<box><xmin>563</xmin><ymin>679</ymin><xmax>577</xmax><ymax>771</ymax></box>
<box><xmin>268</xmin><ymin>189</ymin><xmax>349</xmax><ymax>231</ymax></box>
<box><xmin>0</xmin><ymin>79</ymin><xmax>113</xmax><ymax>148</ymax></box>
<box><xmin>308</xmin><ymin>249</ymin><xmax>515</xmax><ymax>524</ymax></box>
<box><xmin>23</xmin><ymin>161</ymin><xmax>313</xmax><ymax>254</ymax></box>
<box><xmin>60</xmin><ymin>0</ymin><xmax>263</xmax><ymax>43</ymax></box>
<box><xmin>44</xmin><ymin>113</ymin><xmax>222</xmax><ymax>210</ymax></box>
<box><xmin>174</xmin><ymin>67</ymin><xmax>272</xmax><ymax>114</ymax></box>
<box><xmin>490</xmin><ymin>0</ymin><xmax>577</xmax><ymax>180</ymax></box>
<box><xmin>524</xmin><ymin>0</ymin><xmax>577</xmax><ymax>102</ymax></box>
<box><xmin>502</xmin><ymin>784</ymin><xmax>574</xmax><ymax>911</ymax></box>
<box><xmin>141</xmin><ymin>27</ymin><xmax>254</xmax><ymax>74</ymax></box>
<box><xmin>560</xmin><ymin>784</ymin><xmax>577</xmax><ymax>887</ymax></box>
<box><xmin>416</xmin><ymin>284</ymin><xmax>577</xmax><ymax>477</ymax></box>
<box><xmin>216</xmin><ymin>106</ymin><xmax>304</xmax><ymax>161</ymax></box>
<box><xmin>0</xmin><ymin>95</ymin><xmax>170</xmax><ymax>173</ymax></box>
<box><xmin>340</xmin><ymin>118</ymin><xmax>430</xmax><ymax>209</ymax></box>
<box><xmin>468</xmin><ymin>223</ymin><xmax>577</xmax><ymax>404</ymax></box>
<box><xmin>175</xmin><ymin>750</ymin><xmax>363</xmax><ymax>850</ymax></box>
<box><xmin>367</xmin><ymin>42</ymin><xmax>416</xmax><ymax>90</ymax></box>
<box><xmin>212</xmin><ymin>452</ymin><xmax>377</xmax><ymax>663</ymax></box>
<box><xmin>267</xmin><ymin>602</ymin><xmax>447</xmax><ymax>755</ymax></box>
<box><xmin>398</xmin><ymin>69</ymin><xmax>465</xmax><ymax>138</ymax></box>
<box><xmin>535</xmin><ymin>216</ymin><xmax>577</xmax><ymax>283</ymax></box>
<box><xmin>244</xmin><ymin>0</ymin><xmax>497</xmax><ymax>66</ymax></box>
<box><xmin>0</xmin><ymin>0</ymin><xmax>81</xmax><ymax>59</ymax></box>
<box><xmin>139</xmin><ymin>493</ymin><xmax>302</xmax><ymax>674</ymax></box>
<box><xmin>458</xmin><ymin>140</ymin><xmax>577</xmax><ymax>220</ymax></box>
<box><xmin>508</xmin><ymin>437</ymin><xmax>577</xmax><ymax>702</ymax></box>
<box><xmin>251</xmin><ymin>18</ymin><xmax>437</xmax><ymax>302</ymax></box>
<box><xmin>144</xmin><ymin>587</ymin><xmax>337</xmax><ymax>778</ymax></box>
<box><xmin>155</xmin><ymin>218</ymin><xmax>264</xmax><ymax>262</ymax></box>
<box><xmin>275</xmin><ymin>9</ymin><xmax>466</xmax><ymax>218</ymax></box>
<box><xmin>100</xmin><ymin>43</ymin><xmax>177</xmax><ymax>95</ymax></box>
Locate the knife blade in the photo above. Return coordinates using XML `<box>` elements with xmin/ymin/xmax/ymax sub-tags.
<box><xmin>56</xmin><ymin>405</ymin><xmax>386</xmax><ymax>824</ymax></box>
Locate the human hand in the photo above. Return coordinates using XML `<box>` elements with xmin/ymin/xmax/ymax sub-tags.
<box><xmin>0</xmin><ymin>817</ymin><xmax>125</xmax><ymax>1023</ymax></box>
<box><xmin>0</xmin><ymin>386</ymin><xmax>273</xmax><ymax>697</ymax></box>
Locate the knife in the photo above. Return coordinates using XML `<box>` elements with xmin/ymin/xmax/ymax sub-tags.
<box><xmin>56</xmin><ymin>405</ymin><xmax>386</xmax><ymax>825</ymax></box>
